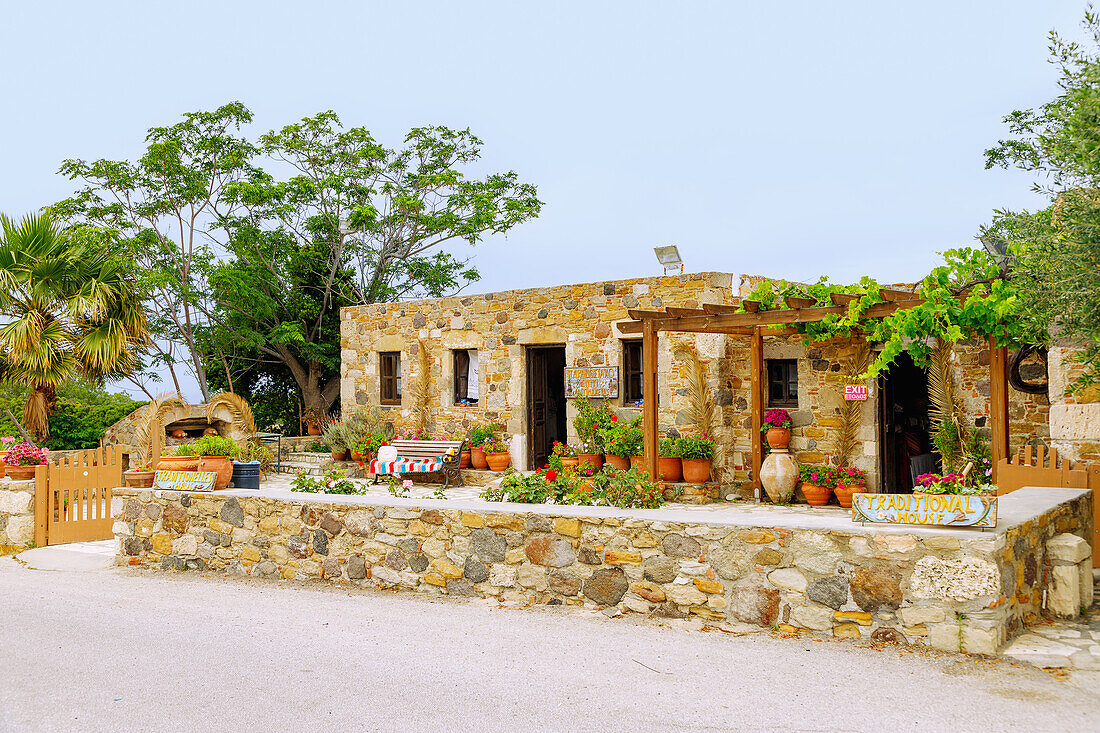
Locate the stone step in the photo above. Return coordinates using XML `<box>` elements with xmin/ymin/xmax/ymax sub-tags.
<box><xmin>286</xmin><ymin>452</ymin><xmax>333</xmax><ymax>466</ymax></box>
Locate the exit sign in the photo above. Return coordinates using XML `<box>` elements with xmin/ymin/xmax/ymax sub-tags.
<box><xmin>844</xmin><ymin>385</ymin><xmax>869</xmax><ymax>401</ymax></box>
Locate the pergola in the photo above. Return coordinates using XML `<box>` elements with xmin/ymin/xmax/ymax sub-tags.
<box><xmin>616</xmin><ymin>289</ymin><xmax>1011</xmax><ymax>489</ymax></box>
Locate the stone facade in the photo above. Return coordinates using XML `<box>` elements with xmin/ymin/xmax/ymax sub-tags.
<box><xmin>1047</xmin><ymin>344</ymin><xmax>1100</xmax><ymax>464</ymax></box>
<box><xmin>0</xmin><ymin>478</ymin><xmax>36</xmax><ymax>548</ymax></box>
<box><xmin>113</xmin><ymin>486</ymin><xmax>1090</xmax><ymax>655</ymax></box>
<box><xmin>340</xmin><ymin>272</ymin><xmax>1050</xmax><ymax>494</ymax></box>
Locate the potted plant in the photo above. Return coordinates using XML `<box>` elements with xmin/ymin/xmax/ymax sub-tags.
<box><xmin>3</xmin><ymin>441</ymin><xmax>48</xmax><ymax>480</ymax></box>
<box><xmin>548</xmin><ymin>441</ymin><xmax>578</xmax><ymax>471</ymax></box>
<box><xmin>576</xmin><ymin>434</ymin><xmax>603</xmax><ymax>472</ymax></box>
<box><xmin>599</xmin><ymin>417</ymin><xmax>631</xmax><ymax>470</ymax></box>
<box><xmin>304</xmin><ymin>408</ymin><xmax>324</xmax><ymax>436</ymax></box>
<box><xmin>914</xmin><ymin>472</ymin><xmax>965</xmax><ymax>496</ymax></box>
<box><xmin>0</xmin><ymin>435</ymin><xmax>14</xmax><ymax>478</ymax></box>
<box><xmin>763</xmin><ymin>408</ymin><xmax>793</xmax><ymax>449</ymax></box>
<box><xmin>322</xmin><ymin>420</ymin><xmax>348</xmax><ymax>461</ymax></box>
<box><xmin>832</xmin><ymin>465</ymin><xmax>868</xmax><ymax>508</ymax></box>
<box><xmin>194</xmin><ymin>435</ymin><xmax>239</xmax><ymax>489</ymax></box>
<box><xmin>799</xmin><ymin>464</ymin><xmax>833</xmax><ymax>506</ymax></box>
<box><xmin>350</xmin><ymin>433</ymin><xmax>386</xmax><ymax>466</ymax></box>
<box><xmin>158</xmin><ymin>442</ymin><xmax>200</xmax><ymax>472</ymax></box>
<box><xmin>572</xmin><ymin>395</ymin><xmax>616</xmax><ymax>461</ymax></box>
<box><xmin>677</xmin><ymin>435</ymin><xmax>714</xmax><ymax>484</ymax></box>
<box><xmin>482</xmin><ymin>435</ymin><xmax>512</xmax><ymax>472</ymax></box>
<box><xmin>468</xmin><ymin>423</ymin><xmax>499</xmax><ymax>470</ymax></box>
<box><xmin>658</xmin><ymin>438</ymin><xmax>682</xmax><ymax>482</ymax></box>
<box><xmin>124</xmin><ymin>460</ymin><xmax>157</xmax><ymax>488</ymax></box>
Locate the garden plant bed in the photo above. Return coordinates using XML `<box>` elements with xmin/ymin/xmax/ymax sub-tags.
<box><xmin>113</xmin><ymin>485</ymin><xmax>1091</xmax><ymax>655</ymax></box>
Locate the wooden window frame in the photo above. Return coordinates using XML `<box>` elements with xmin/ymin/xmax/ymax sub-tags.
<box><xmin>767</xmin><ymin>358</ymin><xmax>798</xmax><ymax>408</ymax></box>
<box><xmin>380</xmin><ymin>351</ymin><xmax>401</xmax><ymax>405</ymax></box>
<box><xmin>622</xmin><ymin>339</ymin><xmax>644</xmax><ymax>405</ymax></box>
<box><xmin>453</xmin><ymin>349</ymin><xmax>478</xmax><ymax>406</ymax></box>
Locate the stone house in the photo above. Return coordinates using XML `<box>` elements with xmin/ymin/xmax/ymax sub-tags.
<box><xmin>340</xmin><ymin>272</ymin><xmax>1049</xmax><ymax>495</ymax></box>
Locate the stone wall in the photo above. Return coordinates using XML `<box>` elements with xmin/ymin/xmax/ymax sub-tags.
<box><xmin>1047</xmin><ymin>344</ymin><xmax>1100</xmax><ymax>464</ymax></box>
<box><xmin>113</xmin><ymin>487</ymin><xmax>1090</xmax><ymax>655</ymax></box>
<box><xmin>0</xmin><ymin>478</ymin><xmax>35</xmax><ymax>548</ymax></box>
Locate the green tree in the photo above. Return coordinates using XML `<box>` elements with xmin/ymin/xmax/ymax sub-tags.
<box><xmin>202</xmin><ymin>112</ymin><xmax>541</xmax><ymax>421</ymax></box>
<box><xmin>52</xmin><ymin>102</ymin><xmax>257</xmax><ymax>400</ymax></box>
<box><xmin>0</xmin><ymin>213</ymin><xmax>150</xmax><ymax>439</ymax></box>
<box><xmin>983</xmin><ymin>10</ymin><xmax>1100</xmax><ymax>390</ymax></box>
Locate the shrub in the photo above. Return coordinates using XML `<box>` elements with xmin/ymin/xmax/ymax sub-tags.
<box><xmin>468</xmin><ymin>422</ymin><xmax>502</xmax><ymax>448</ymax></box>
<box><xmin>799</xmin><ymin>464</ymin><xmax>834</xmax><ymax>488</ymax></box>
<box><xmin>171</xmin><ymin>443</ymin><xmax>198</xmax><ymax>457</ymax></box>
<box><xmin>192</xmin><ymin>435</ymin><xmax>238</xmax><ymax>457</ymax></box>
<box><xmin>762</xmin><ymin>408</ymin><xmax>793</xmax><ymax>430</ymax></box>
<box><xmin>290</xmin><ymin>467</ymin><xmax>361</xmax><ymax>494</ymax></box>
<box><xmin>659</xmin><ymin>438</ymin><xmax>679</xmax><ymax>458</ymax></box>
<box><xmin>677</xmin><ymin>436</ymin><xmax>714</xmax><ymax>460</ymax></box>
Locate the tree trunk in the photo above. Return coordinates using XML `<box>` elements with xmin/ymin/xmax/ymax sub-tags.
<box><xmin>23</xmin><ymin>382</ymin><xmax>57</xmax><ymax>441</ymax></box>
<box><xmin>273</xmin><ymin>345</ymin><xmax>340</xmax><ymax>433</ymax></box>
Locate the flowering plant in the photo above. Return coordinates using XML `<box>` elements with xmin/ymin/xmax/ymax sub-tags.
<box><xmin>762</xmin><ymin>408</ymin><xmax>792</xmax><ymax>431</ymax></box>
<box><xmin>546</xmin><ymin>441</ymin><xmax>577</xmax><ymax>471</ymax></box>
<box><xmin>351</xmin><ymin>433</ymin><xmax>387</xmax><ymax>464</ymax></box>
<box><xmin>914</xmin><ymin>472</ymin><xmax>966</xmax><ymax>494</ymax></box>
<box><xmin>4</xmin><ymin>441</ymin><xmax>48</xmax><ymax>467</ymax></box>
<box><xmin>291</xmin><ymin>467</ymin><xmax>361</xmax><ymax>495</ymax></box>
<box><xmin>576</xmin><ymin>435</ymin><xmax>600</xmax><ymax>453</ymax></box>
<box><xmin>601</xmin><ymin>418</ymin><xmax>642</xmax><ymax>457</ymax></box>
<box><xmin>832</xmin><ymin>466</ymin><xmax>867</xmax><ymax>487</ymax></box>
<box><xmin>482</xmin><ymin>434</ymin><xmax>511</xmax><ymax>454</ymax></box>
<box><xmin>799</xmin><ymin>464</ymin><xmax>834</xmax><ymax>488</ymax></box>
<box><xmin>394</xmin><ymin>427</ymin><xmax>431</xmax><ymax>441</ymax></box>
<box><xmin>676</xmin><ymin>435</ymin><xmax>714</xmax><ymax>460</ymax></box>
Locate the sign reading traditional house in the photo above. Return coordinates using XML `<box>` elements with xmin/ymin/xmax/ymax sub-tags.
<box><xmin>851</xmin><ymin>492</ymin><xmax>997</xmax><ymax>528</ymax></box>
<box><xmin>565</xmin><ymin>366</ymin><xmax>619</xmax><ymax>398</ymax></box>
<box><xmin>844</xmin><ymin>384</ymin><xmax>869</xmax><ymax>400</ymax></box>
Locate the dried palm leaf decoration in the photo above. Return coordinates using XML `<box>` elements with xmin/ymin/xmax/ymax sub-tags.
<box><xmin>674</xmin><ymin>342</ymin><xmax>720</xmax><ymax>480</ymax></box>
<box><xmin>926</xmin><ymin>338</ymin><xmax>966</xmax><ymax>472</ymax></box>
<box><xmin>413</xmin><ymin>340</ymin><xmax>432</xmax><ymax>433</ymax></box>
<box><xmin>132</xmin><ymin>393</ymin><xmax>188</xmax><ymax>464</ymax></box>
<box><xmin>836</xmin><ymin>342</ymin><xmax>871</xmax><ymax>467</ymax></box>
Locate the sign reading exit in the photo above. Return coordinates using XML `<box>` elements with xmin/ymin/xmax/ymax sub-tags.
<box><xmin>844</xmin><ymin>385</ymin><xmax>869</xmax><ymax>401</ymax></box>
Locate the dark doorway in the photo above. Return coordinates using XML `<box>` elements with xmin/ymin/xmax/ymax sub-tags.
<box><xmin>878</xmin><ymin>351</ymin><xmax>935</xmax><ymax>493</ymax></box>
<box><xmin>527</xmin><ymin>346</ymin><xmax>567</xmax><ymax>470</ymax></box>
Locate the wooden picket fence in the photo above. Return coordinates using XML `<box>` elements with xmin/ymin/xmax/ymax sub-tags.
<box><xmin>996</xmin><ymin>444</ymin><xmax>1100</xmax><ymax>567</ymax></box>
<box><xmin>33</xmin><ymin>445</ymin><xmax>130</xmax><ymax>547</ymax></box>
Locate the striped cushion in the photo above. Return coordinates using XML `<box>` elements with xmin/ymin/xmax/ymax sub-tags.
<box><xmin>153</xmin><ymin>470</ymin><xmax>218</xmax><ymax>492</ymax></box>
<box><xmin>368</xmin><ymin>457</ymin><xmax>444</xmax><ymax>474</ymax></box>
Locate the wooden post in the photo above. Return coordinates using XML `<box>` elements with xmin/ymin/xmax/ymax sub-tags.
<box><xmin>33</xmin><ymin>463</ymin><xmax>48</xmax><ymax>547</ymax></box>
<box><xmin>643</xmin><ymin>319</ymin><xmax>659</xmax><ymax>480</ymax></box>
<box><xmin>989</xmin><ymin>336</ymin><xmax>1009</xmax><ymax>483</ymax></box>
<box><xmin>750</xmin><ymin>327</ymin><xmax>764</xmax><ymax>490</ymax></box>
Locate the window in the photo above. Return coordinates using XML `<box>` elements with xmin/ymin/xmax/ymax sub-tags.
<box><xmin>453</xmin><ymin>349</ymin><xmax>479</xmax><ymax>406</ymax></box>
<box><xmin>767</xmin><ymin>359</ymin><xmax>798</xmax><ymax>407</ymax></box>
<box><xmin>380</xmin><ymin>352</ymin><xmax>401</xmax><ymax>405</ymax></box>
<box><xmin>622</xmin><ymin>340</ymin><xmax>643</xmax><ymax>405</ymax></box>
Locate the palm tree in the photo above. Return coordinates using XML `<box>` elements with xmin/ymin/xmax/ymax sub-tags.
<box><xmin>0</xmin><ymin>212</ymin><xmax>150</xmax><ymax>440</ymax></box>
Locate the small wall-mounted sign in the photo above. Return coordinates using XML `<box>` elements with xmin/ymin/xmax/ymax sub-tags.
<box><xmin>565</xmin><ymin>366</ymin><xmax>619</xmax><ymax>399</ymax></box>
<box><xmin>851</xmin><ymin>493</ymin><xmax>997</xmax><ymax>528</ymax></box>
<box><xmin>844</xmin><ymin>384</ymin><xmax>869</xmax><ymax>401</ymax></box>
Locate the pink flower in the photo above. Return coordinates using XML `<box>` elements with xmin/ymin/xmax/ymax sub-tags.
<box><xmin>401</xmin><ymin>480</ymin><xmax>414</xmax><ymax>489</ymax></box>
<box><xmin>1</xmin><ymin>436</ymin><xmax>14</xmax><ymax>445</ymax></box>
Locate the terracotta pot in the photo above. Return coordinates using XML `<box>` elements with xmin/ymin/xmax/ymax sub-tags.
<box><xmin>629</xmin><ymin>455</ymin><xmax>644</xmax><ymax>472</ymax></box>
<box><xmin>605</xmin><ymin>454</ymin><xmax>630</xmax><ymax>471</ymax></box>
<box><xmin>561</xmin><ymin>456</ymin><xmax>580</xmax><ymax>470</ymax></box>
<box><xmin>766</xmin><ymin>427</ymin><xmax>791</xmax><ymax>449</ymax></box>
<box><xmin>124</xmin><ymin>469</ymin><xmax>156</xmax><ymax>489</ymax></box>
<box><xmin>6</xmin><ymin>464</ymin><xmax>38</xmax><ymax>481</ymax></box>
<box><xmin>682</xmin><ymin>458</ymin><xmax>712</xmax><ymax>484</ymax></box>
<box><xmin>331</xmin><ymin>450</ymin><xmax>348</xmax><ymax>462</ymax></box>
<box><xmin>197</xmin><ymin>456</ymin><xmax>234</xmax><ymax>489</ymax></box>
<box><xmin>801</xmin><ymin>482</ymin><xmax>832</xmax><ymax>506</ymax></box>
<box><xmin>485</xmin><ymin>452</ymin><xmax>511</xmax><ymax>472</ymax></box>
<box><xmin>171</xmin><ymin>429</ymin><xmax>187</xmax><ymax>439</ymax></box>
<box><xmin>0</xmin><ymin>453</ymin><xmax>6</xmax><ymax>478</ymax></box>
<box><xmin>307</xmin><ymin>422</ymin><xmax>322</xmax><ymax>436</ymax></box>
<box><xmin>156</xmin><ymin>455</ymin><xmax>199</xmax><ymax>472</ymax></box>
<box><xmin>833</xmin><ymin>482</ymin><xmax>867</xmax><ymax>508</ymax></box>
<box><xmin>658</xmin><ymin>456</ymin><xmax>683</xmax><ymax>482</ymax></box>
<box><xmin>460</xmin><ymin>450</ymin><xmax>471</xmax><ymax>469</ymax></box>
<box><xmin>471</xmin><ymin>447</ymin><xmax>488</xmax><ymax>470</ymax></box>
<box><xmin>577</xmin><ymin>453</ymin><xmax>604</xmax><ymax>471</ymax></box>
<box><xmin>760</xmin><ymin>448</ymin><xmax>798</xmax><ymax>503</ymax></box>
<box><xmin>203</xmin><ymin>427</ymin><xmax>220</xmax><ymax>437</ymax></box>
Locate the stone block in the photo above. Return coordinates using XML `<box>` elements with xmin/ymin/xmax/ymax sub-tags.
<box><xmin>962</xmin><ymin>625</ymin><xmax>999</xmax><ymax>655</ymax></box>
<box><xmin>767</xmin><ymin>567</ymin><xmax>807</xmax><ymax>593</ymax></box>
<box><xmin>630</xmin><ymin>581</ymin><xmax>665</xmax><ymax>603</ymax></box>
<box><xmin>928</xmin><ymin>623</ymin><xmax>961</xmax><ymax>653</ymax></box>
<box><xmin>897</xmin><ymin>605</ymin><xmax>946</xmax><ymax>626</ymax></box>
<box><xmin>490</xmin><ymin>563</ymin><xmax>517</xmax><ymax>587</ymax></box>
<box><xmin>792</xmin><ymin>605</ymin><xmax>834</xmax><ymax>631</ymax></box>
<box><xmin>693</xmin><ymin>578</ymin><xmax>724</xmax><ymax>594</ymax></box>
<box><xmin>429</xmin><ymin>558</ymin><xmax>463</xmax><ymax>579</ymax></box>
<box><xmin>517</xmin><ymin>563</ymin><xmax>548</xmax><ymax>590</ymax></box>
<box><xmin>604</xmin><ymin>550</ymin><xmax>642</xmax><ymax>565</ymax></box>
<box><xmin>833</xmin><ymin>623</ymin><xmax>862</xmax><ymax>639</ymax></box>
<box><xmin>1049</xmin><ymin>564</ymin><xmax>1082</xmax><ymax>618</ymax></box>
<box><xmin>1047</xmin><ymin>533</ymin><xmax>1090</xmax><ymax>564</ymax></box>
<box><xmin>0</xmin><ymin>490</ymin><xmax>32</xmax><ymax>514</ymax></box>
<box><xmin>910</xmin><ymin>556</ymin><xmax>999</xmax><ymax>602</ymax></box>
<box><xmin>790</xmin><ymin>532</ymin><xmax>841</xmax><ymax>574</ymax></box>
<box><xmin>525</xmin><ymin>536</ymin><xmax>575</xmax><ymax>567</ymax></box>
<box><xmin>582</xmin><ymin>567</ymin><xmax>628</xmax><ymax>605</ymax></box>
<box><xmin>554</xmin><ymin>517</ymin><xmax>581</xmax><ymax>537</ymax></box>
<box><xmin>5</xmin><ymin>515</ymin><xmax>33</xmax><ymax>545</ymax></box>
<box><xmin>833</xmin><ymin>611</ymin><xmax>872</xmax><ymax>626</ymax></box>
<box><xmin>728</xmin><ymin>585</ymin><xmax>780</xmax><ymax>627</ymax></box>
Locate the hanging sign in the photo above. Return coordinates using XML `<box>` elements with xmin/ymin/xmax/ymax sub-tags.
<box><xmin>565</xmin><ymin>367</ymin><xmax>619</xmax><ymax>399</ymax></box>
<box><xmin>851</xmin><ymin>493</ymin><xmax>997</xmax><ymax>528</ymax></box>
<box><xmin>844</xmin><ymin>385</ymin><xmax>869</xmax><ymax>400</ymax></box>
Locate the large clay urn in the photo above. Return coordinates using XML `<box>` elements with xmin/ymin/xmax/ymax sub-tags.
<box><xmin>197</xmin><ymin>456</ymin><xmax>234</xmax><ymax>489</ymax></box>
<box><xmin>760</xmin><ymin>448</ymin><xmax>799</xmax><ymax>503</ymax></box>
<box><xmin>471</xmin><ymin>447</ymin><xmax>488</xmax><ymax>470</ymax></box>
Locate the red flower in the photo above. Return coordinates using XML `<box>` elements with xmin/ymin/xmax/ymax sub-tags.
<box><xmin>610</xmin><ymin>415</ymin><xmax>618</xmax><ymax>422</ymax></box>
<box><xmin>592</xmin><ymin>423</ymin><xmax>599</xmax><ymax>429</ymax></box>
<box><xmin>546</xmin><ymin>469</ymin><xmax>558</xmax><ymax>482</ymax></box>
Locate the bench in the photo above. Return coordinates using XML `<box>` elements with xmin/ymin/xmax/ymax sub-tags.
<box><xmin>153</xmin><ymin>470</ymin><xmax>217</xmax><ymax>492</ymax></box>
<box><xmin>370</xmin><ymin>439</ymin><xmax>465</xmax><ymax>489</ymax></box>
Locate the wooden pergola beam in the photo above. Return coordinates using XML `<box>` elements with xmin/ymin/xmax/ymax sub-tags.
<box><xmin>665</xmin><ymin>307</ymin><xmax>710</xmax><ymax>318</ymax></box>
<box><xmin>701</xmin><ymin>303</ymin><xmax>741</xmax><ymax>315</ymax></box>
<box><xmin>829</xmin><ymin>292</ymin><xmax>860</xmax><ymax>306</ymax></box>
<box><xmin>620</xmin><ymin>299</ymin><xmax>921</xmax><ymax>335</ymax></box>
<box><xmin>750</xmin><ymin>327</ymin><xmax>764</xmax><ymax>492</ymax></box>
<box><xmin>990</xmin><ymin>336</ymin><xmax>1009</xmax><ymax>482</ymax></box>
<box><xmin>642</xmin><ymin>320</ymin><xmax>659</xmax><ymax>481</ymax></box>
<box><xmin>784</xmin><ymin>296</ymin><xmax>816</xmax><ymax>309</ymax></box>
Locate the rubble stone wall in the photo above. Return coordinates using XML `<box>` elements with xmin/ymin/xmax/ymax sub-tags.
<box><xmin>113</xmin><ymin>487</ymin><xmax>1090</xmax><ymax>655</ymax></box>
<box><xmin>0</xmin><ymin>478</ymin><xmax>35</xmax><ymax>547</ymax></box>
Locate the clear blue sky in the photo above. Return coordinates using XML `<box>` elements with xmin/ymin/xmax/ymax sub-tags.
<box><xmin>0</xmin><ymin>1</ymin><xmax>1086</xmax><ymax>398</ymax></box>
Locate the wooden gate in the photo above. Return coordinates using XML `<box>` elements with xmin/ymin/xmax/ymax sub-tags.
<box><xmin>33</xmin><ymin>445</ymin><xmax>127</xmax><ymax>546</ymax></box>
<box><xmin>996</xmin><ymin>445</ymin><xmax>1100</xmax><ymax>567</ymax></box>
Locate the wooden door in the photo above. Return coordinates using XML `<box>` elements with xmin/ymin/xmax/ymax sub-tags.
<box><xmin>527</xmin><ymin>346</ymin><xmax>566</xmax><ymax>470</ymax></box>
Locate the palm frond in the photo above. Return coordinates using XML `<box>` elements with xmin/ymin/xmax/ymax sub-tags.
<box><xmin>207</xmin><ymin>392</ymin><xmax>257</xmax><ymax>437</ymax></box>
<box><xmin>674</xmin><ymin>343</ymin><xmax>720</xmax><ymax>480</ymax></box>
<box><xmin>132</xmin><ymin>393</ymin><xmax>189</xmax><ymax>463</ymax></box>
<box><xmin>836</xmin><ymin>342</ymin><xmax>871</xmax><ymax>467</ymax></box>
<box><xmin>927</xmin><ymin>338</ymin><xmax>966</xmax><ymax>472</ymax></box>
<box><xmin>413</xmin><ymin>340</ymin><xmax>432</xmax><ymax>433</ymax></box>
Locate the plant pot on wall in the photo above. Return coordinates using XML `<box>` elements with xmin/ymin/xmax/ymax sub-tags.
<box><xmin>307</xmin><ymin>423</ymin><xmax>322</xmax><ymax>436</ymax></box>
<box><xmin>157</xmin><ymin>455</ymin><xmax>199</xmax><ymax>472</ymax></box>
<box><xmin>197</xmin><ymin>456</ymin><xmax>234</xmax><ymax>489</ymax></box>
<box><xmin>471</xmin><ymin>447</ymin><xmax>488</xmax><ymax>470</ymax></box>
<box><xmin>331</xmin><ymin>450</ymin><xmax>348</xmax><ymax>462</ymax></box>
<box><xmin>577</xmin><ymin>454</ymin><xmax>603</xmax><ymax>471</ymax></box>
<box><xmin>833</xmin><ymin>482</ymin><xmax>866</xmax><ymax>509</ymax></box>
<box><xmin>123</xmin><ymin>469</ymin><xmax>156</xmax><ymax>489</ymax></box>
<box><xmin>801</xmin><ymin>482</ymin><xmax>832</xmax><ymax>506</ymax></box>
<box><xmin>460</xmin><ymin>450</ymin><xmax>471</xmax><ymax>469</ymax></box>
<box><xmin>658</xmin><ymin>456</ymin><xmax>683</xmax><ymax>482</ymax></box>
<box><xmin>629</xmin><ymin>455</ymin><xmax>644</xmax><ymax>472</ymax></box>
<box><xmin>681</xmin><ymin>458</ymin><xmax>711</xmax><ymax>484</ymax></box>
<box><xmin>6</xmin><ymin>464</ymin><xmax>38</xmax><ymax>481</ymax></box>
<box><xmin>766</xmin><ymin>427</ymin><xmax>791</xmax><ymax>450</ymax></box>
<box><xmin>485</xmin><ymin>452</ymin><xmax>511</xmax><ymax>472</ymax></box>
